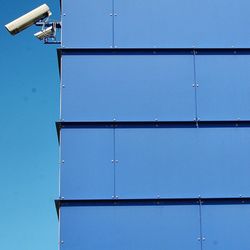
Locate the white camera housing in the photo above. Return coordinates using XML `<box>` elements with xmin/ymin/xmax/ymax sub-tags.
<box><xmin>5</xmin><ymin>4</ymin><xmax>52</xmax><ymax>35</ymax></box>
<box><xmin>34</xmin><ymin>26</ymin><xmax>54</xmax><ymax>40</ymax></box>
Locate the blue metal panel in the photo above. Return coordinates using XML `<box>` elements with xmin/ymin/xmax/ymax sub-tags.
<box><xmin>60</xmin><ymin>204</ymin><xmax>200</xmax><ymax>250</ymax></box>
<box><xmin>61</xmin><ymin>0</ymin><xmax>112</xmax><ymax>48</ymax></box>
<box><xmin>202</xmin><ymin>204</ymin><xmax>250</xmax><ymax>250</ymax></box>
<box><xmin>116</xmin><ymin>127</ymin><xmax>250</xmax><ymax>198</ymax></box>
<box><xmin>61</xmin><ymin>52</ymin><xmax>195</xmax><ymax>121</ymax></box>
<box><xmin>60</xmin><ymin>128</ymin><xmax>114</xmax><ymax>199</ymax></box>
<box><xmin>115</xmin><ymin>1</ymin><xmax>250</xmax><ymax>48</ymax></box>
<box><xmin>196</xmin><ymin>53</ymin><xmax>250</xmax><ymax>120</ymax></box>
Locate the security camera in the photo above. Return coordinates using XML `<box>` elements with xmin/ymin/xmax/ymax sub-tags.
<box><xmin>5</xmin><ymin>4</ymin><xmax>52</xmax><ymax>35</ymax></box>
<box><xmin>34</xmin><ymin>26</ymin><xmax>54</xmax><ymax>40</ymax></box>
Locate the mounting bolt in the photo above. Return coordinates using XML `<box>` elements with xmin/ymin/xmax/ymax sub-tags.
<box><xmin>114</xmin><ymin>13</ymin><xmax>117</xmax><ymax>16</ymax></box>
<box><xmin>110</xmin><ymin>13</ymin><xmax>113</xmax><ymax>16</ymax></box>
<box><xmin>63</xmin><ymin>13</ymin><xmax>66</xmax><ymax>16</ymax></box>
<box><xmin>61</xmin><ymin>160</ymin><xmax>65</xmax><ymax>163</ymax></box>
<box><xmin>111</xmin><ymin>160</ymin><xmax>114</xmax><ymax>163</ymax></box>
<box><xmin>61</xmin><ymin>240</ymin><xmax>64</xmax><ymax>244</ymax></box>
<box><xmin>115</xmin><ymin>160</ymin><xmax>118</xmax><ymax>163</ymax></box>
<box><xmin>62</xmin><ymin>84</ymin><xmax>65</xmax><ymax>88</ymax></box>
<box><xmin>115</xmin><ymin>196</ymin><xmax>119</xmax><ymax>199</ymax></box>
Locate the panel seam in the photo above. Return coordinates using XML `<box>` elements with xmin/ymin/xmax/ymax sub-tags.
<box><xmin>193</xmin><ymin>50</ymin><xmax>198</xmax><ymax>121</ymax></box>
<box><xmin>198</xmin><ymin>199</ymin><xmax>204</xmax><ymax>250</ymax></box>
<box><xmin>113</xmin><ymin>127</ymin><xmax>116</xmax><ymax>198</ymax></box>
<box><xmin>112</xmin><ymin>0</ymin><xmax>115</xmax><ymax>47</ymax></box>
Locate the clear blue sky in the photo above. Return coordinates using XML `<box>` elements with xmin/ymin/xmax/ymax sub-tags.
<box><xmin>1</xmin><ymin>1</ymin><xmax>60</xmax><ymax>249</ymax></box>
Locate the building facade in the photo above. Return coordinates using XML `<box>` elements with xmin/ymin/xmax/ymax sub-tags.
<box><xmin>57</xmin><ymin>1</ymin><xmax>250</xmax><ymax>249</ymax></box>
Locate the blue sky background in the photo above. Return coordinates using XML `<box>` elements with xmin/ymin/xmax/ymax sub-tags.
<box><xmin>0</xmin><ymin>1</ymin><xmax>60</xmax><ymax>249</ymax></box>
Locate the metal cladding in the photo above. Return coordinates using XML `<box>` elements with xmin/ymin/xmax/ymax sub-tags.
<box><xmin>61</xmin><ymin>1</ymin><xmax>250</xmax><ymax>48</ymax></box>
<box><xmin>58</xmin><ymin>1</ymin><xmax>250</xmax><ymax>249</ymax></box>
